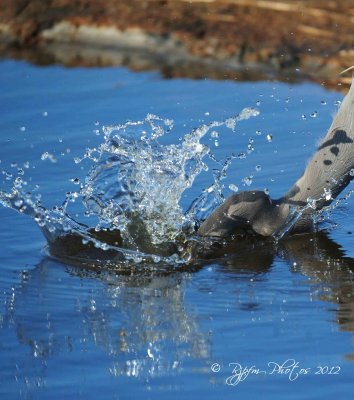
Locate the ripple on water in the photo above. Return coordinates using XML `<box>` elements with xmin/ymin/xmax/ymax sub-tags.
<box><xmin>0</xmin><ymin>62</ymin><xmax>353</xmax><ymax>400</ymax></box>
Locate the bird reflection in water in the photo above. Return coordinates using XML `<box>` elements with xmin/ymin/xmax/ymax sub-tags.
<box><xmin>1</xmin><ymin>230</ymin><xmax>354</xmax><ymax>389</ymax></box>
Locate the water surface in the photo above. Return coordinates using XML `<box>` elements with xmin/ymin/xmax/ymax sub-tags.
<box><xmin>0</xmin><ymin>60</ymin><xmax>353</xmax><ymax>399</ymax></box>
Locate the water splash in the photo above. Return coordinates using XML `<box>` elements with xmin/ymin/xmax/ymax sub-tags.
<box><xmin>273</xmin><ymin>184</ymin><xmax>354</xmax><ymax>241</ymax></box>
<box><xmin>0</xmin><ymin>108</ymin><xmax>259</xmax><ymax>265</ymax></box>
<box><xmin>3</xmin><ymin>105</ymin><xmax>350</xmax><ymax>265</ymax></box>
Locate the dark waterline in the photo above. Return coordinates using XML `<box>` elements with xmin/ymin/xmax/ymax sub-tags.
<box><xmin>0</xmin><ymin>59</ymin><xmax>353</xmax><ymax>399</ymax></box>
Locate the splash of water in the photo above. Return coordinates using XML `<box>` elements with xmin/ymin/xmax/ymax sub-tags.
<box><xmin>273</xmin><ymin>184</ymin><xmax>354</xmax><ymax>241</ymax></box>
<box><xmin>3</xmin><ymin>106</ymin><xmax>351</xmax><ymax>265</ymax></box>
<box><xmin>0</xmin><ymin>108</ymin><xmax>260</xmax><ymax>265</ymax></box>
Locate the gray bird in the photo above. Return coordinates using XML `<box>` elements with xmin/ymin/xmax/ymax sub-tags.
<box><xmin>198</xmin><ymin>71</ymin><xmax>354</xmax><ymax>238</ymax></box>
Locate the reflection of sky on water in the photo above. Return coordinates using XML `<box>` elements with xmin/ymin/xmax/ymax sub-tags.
<box><xmin>1</xmin><ymin>231</ymin><xmax>354</xmax><ymax>399</ymax></box>
<box><xmin>0</xmin><ymin>60</ymin><xmax>353</xmax><ymax>399</ymax></box>
<box><xmin>1</xmin><ymin>260</ymin><xmax>209</xmax><ymax>385</ymax></box>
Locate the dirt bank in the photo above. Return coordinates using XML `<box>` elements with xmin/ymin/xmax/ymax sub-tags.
<box><xmin>0</xmin><ymin>0</ymin><xmax>353</xmax><ymax>87</ymax></box>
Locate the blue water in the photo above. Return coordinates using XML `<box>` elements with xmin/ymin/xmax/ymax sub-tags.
<box><xmin>0</xmin><ymin>60</ymin><xmax>354</xmax><ymax>399</ymax></box>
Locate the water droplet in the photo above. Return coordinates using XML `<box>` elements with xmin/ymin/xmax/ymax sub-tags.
<box><xmin>183</xmin><ymin>252</ymin><xmax>192</xmax><ymax>263</ymax></box>
<box><xmin>204</xmin><ymin>112</ymin><xmax>210</xmax><ymax>116</ymax></box>
<box><xmin>324</xmin><ymin>188</ymin><xmax>332</xmax><ymax>201</ymax></box>
<box><xmin>70</xmin><ymin>178</ymin><xmax>81</xmax><ymax>185</ymax></box>
<box><xmin>334</xmin><ymin>100</ymin><xmax>342</xmax><ymax>106</ymax></box>
<box><xmin>225</xmin><ymin>118</ymin><xmax>236</xmax><ymax>131</ymax></box>
<box><xmin>285</xmin><ymin>98</ymin><xmax>290</xmax><ymax>103</ymax></box>
<box><xmin>266</xmin><ymin>134</ymin><xmax>273</xmax><ymax>142</ymax></box>
<box><xmin>350</xmin><ymin>168</ymin><xmax>354</xmax><ymax>176</ymax></box>
<box><xmin>264</xmin><ymin>188</ymin><xmax>269</xmax><ymax>195</ymax></box>
<box><xmin>310</xmin><ymin>111</ymin><xmax>317</xmax><ymax>118</ymax></box>
<box><xmin>14</xmin><ymin>199</ymin><xmax>23</xmax><ymax>208</ymax></box>
<box><xmin>3</xmin><ymin>171</ymin><xmax>13</xmax><ymax>180</ymax></box>
<box><xmin>210</xmin><ymin>130</ymin><xmax>219</xmax><ymax>138</ymax></box>
<box><xmin>100</xmin><ymin>243</ymin><xmax>110</xmax><ymax>251</ymax></box>
<box><xmin>43</xmin><ymin>111</ymin><xmax>48</xmax><ymax>117</ymax></box>
<box><xmin>214</xmin><ymin>140</ymin><xmax>219</xmax><ymax>147</ymax></box>
<box><xmin>229</xmin><ymin>184</ymin><xmax>239</xmax><ymax>192</ymax></box>
<box><xmin>307</xmin><ymin>198</ymin><xmax>317</xmax><ymax>209</ymax></box>
<box><xmin>320</xmin><ymin>100</ymin><xmax>327</xmax><ymax>105</ymax></box>
<box><xmin>10</xmin><ymin>162</ymin><xmax>17</xmax><ymax>168</ymax></box>
<box><xmin>242</xmin><ymin>176</ymin><xmax>253</xmax><ymax>186</ymax></box>
<box><xmin>255</xmin><ymin>164</ymin><xmax>262</xmax><ymax>172</ymax></box>
<box><xmin>256</xmin><ymin>100</ymin><xmax>261</xmax><ymax>106</ymax></box>
<box><xmin>19</xmin><ymin>205</ymin><xmax>27</xmax><ymax>213</ymax></box>
<box><xmin>41</xmin><ymin>152</ymin><xmax>57</xmax><ymax>163</ymax></box>
<box><xmin>94</xmin><ymin>121</ymin><xmax>100</xmax><ymax>126</ymax></box>
<box><xmin>90</xmin><ymin>299</ymin><xmax>96</xmax><ymax>311</ymax></box>
<box><xmin>20</xmin><ymin>126</ymin><xmax>26</xmax><ymax>132</ymax></box>
<box><xmin>301</xmin><ymin>114</ymin><xmax>307</xmax><ymax>120</ymax></box>
<box><xmin>152</xmin><ymin>255</ymin><xmax>161</xmax><ymax>263</ymax></box>
<box><xmin>256</xmin><ymin>130</ymin><xmax>262</xmax><ymax>135</ymax></box>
